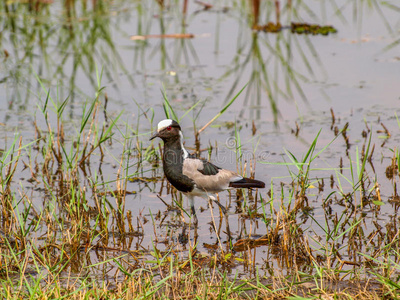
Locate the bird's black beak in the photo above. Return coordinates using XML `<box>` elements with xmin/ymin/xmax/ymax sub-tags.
<box><xmin>149</xmin><ymin>132</ymin><xmax>159</xmax><ymax>141</ymax></box>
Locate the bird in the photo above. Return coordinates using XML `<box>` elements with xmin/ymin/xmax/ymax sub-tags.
<box><xmin>150</xmin><ymin>119</ymin><xmax>265</xmax><ymax>231</ymax></box>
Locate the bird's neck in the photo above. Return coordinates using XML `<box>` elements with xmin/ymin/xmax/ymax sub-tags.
<box><xmin>162</xmin><ymin>133</ymin><xmax>189</xmax><ymax>183</ymax></box>
<box><xmin>163</xmin><ymin>131</ymin><xmax>188</xmax><ymax>160</ymax></box>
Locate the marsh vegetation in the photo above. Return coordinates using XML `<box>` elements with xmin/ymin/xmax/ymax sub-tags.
<box><xmin>1</xmin><ymin>0</ymin><xmax>400</xmax><ymax>298</ymax></box>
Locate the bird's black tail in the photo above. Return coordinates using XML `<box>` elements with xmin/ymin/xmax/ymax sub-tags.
<box><xmin>229</xmin><ymin>177</ymin><xmax>265</xmax><ymax>189</ymax></box>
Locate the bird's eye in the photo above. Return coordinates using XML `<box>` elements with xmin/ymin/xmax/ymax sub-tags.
<box><xmin>166</xmin><ymin>126</ymin><xmax>172</xmax><ymax>131</ymax></box>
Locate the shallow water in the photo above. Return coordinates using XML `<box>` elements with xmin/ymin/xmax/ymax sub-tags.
<box><xmin>1</xmin><ymin>0</ymin><xmax>400</xmax><ymax>281</ymax></box>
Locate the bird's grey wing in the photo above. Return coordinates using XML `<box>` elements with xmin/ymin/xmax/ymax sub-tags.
<box><xmin>197</xmin><ymin>160</ymin><xmax>221</xmax><ymax>176</ymax></box>
<box><xmin>182</xmin><ymin>158</ymin><xmax>240</xmax><ymax>193</ymax></box>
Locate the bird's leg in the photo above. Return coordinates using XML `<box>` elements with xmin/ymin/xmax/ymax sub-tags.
<box><xmin>208</xmin><ymin>199</ymin><xmax>223</xmax><ymax>236</ymax></box>
<box><xmin>188</xmin><ymin>196</ymin><xmax>198</xmax><ymax>227</ymax></box>
<box><xmin>207</xmin><ymin>197</ymin><xmax>223</xmax><ymax>252</ymax></box>
<box><xmin>178</xmin><ymin>225</ymin><xmax>188</xmax><ymax>245</ymax></box>
<box><xmin>210</xmin><ymin>196</ymin><xmax>232</xmax><ymax>240</ymax></box>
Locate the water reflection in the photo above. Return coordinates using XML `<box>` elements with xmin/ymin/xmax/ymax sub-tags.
<box><xmin>1</xmin><ymin>0</ymin><xmax>399</xmax><ymax>122</ymax></box>
<box><xmin>0</xmin><ymin>0</ymin><xmax>135</xmax><ymax>119</ymax></box>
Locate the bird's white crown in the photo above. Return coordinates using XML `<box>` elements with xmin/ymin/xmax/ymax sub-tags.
<box><xmin>157</xmin><ymin>119</ymin><xmax>174</xmax><ymax>132</ymax></box>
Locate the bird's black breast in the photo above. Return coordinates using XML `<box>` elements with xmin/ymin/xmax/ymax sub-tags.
<box><xmin>163</xmin><ymin>149</ymin><xmax>194</xmax><ymax>193</ymax></box>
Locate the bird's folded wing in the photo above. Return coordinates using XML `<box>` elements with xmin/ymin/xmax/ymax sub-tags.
<box><xmin>182</xmin><ymin>158</ymin><xmax>240</xmax><ymax>192</ymax></box>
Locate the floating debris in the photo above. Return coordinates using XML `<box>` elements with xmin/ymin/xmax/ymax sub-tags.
<box><xmin>253</xmin><ymin>22</ymin><xmax>282</xmax><ymax>33</ymax></box>
<box><xmin>254</xmin><ymin>22</ymin><xmax>337</xmax><ymax>35</ymax></box>
<box><xmin>233</xmin><ymin>235</ymin><xmax>273</xmax><ymax>252</ymax></box>
<box><xmin>130</xmin><ymin>34</ymin><xmax>195</xmax><ymax>40</ymax></box>
<box><xmin>291</xmin><ymin>23</ymin><xmax>337</xmax><ymax>35</ymax></box>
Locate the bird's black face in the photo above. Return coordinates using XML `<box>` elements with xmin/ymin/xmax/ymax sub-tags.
<box><xmin>150</xmin><ymin>120</ymin><xmax>181</xmax><ymax>142</ymax></box>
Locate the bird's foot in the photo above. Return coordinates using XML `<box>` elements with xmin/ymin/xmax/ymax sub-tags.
<box><xmin>178</xmin><ymin>226</ymin><xmax>188</xmax><ymax>245</ymax></box>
